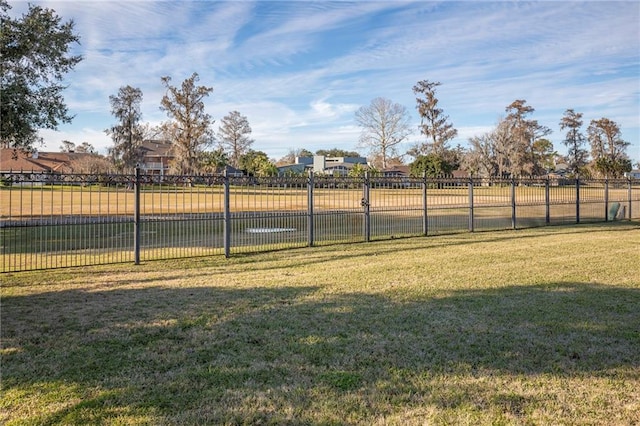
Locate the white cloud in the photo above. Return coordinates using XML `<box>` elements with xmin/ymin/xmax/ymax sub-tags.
<box><xmin>6</xmin><ymin>1</ymin><xmax>636</xmax><ymax>163</ymax></box>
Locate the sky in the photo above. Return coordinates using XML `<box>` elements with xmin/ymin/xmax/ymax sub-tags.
<box><xmin>8</xmin><ymin>0</ymin><xmax>640</xmax><ymax>164</ymax></box>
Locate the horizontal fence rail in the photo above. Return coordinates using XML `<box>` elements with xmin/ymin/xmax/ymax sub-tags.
<box><xmin>2</xmin><ymin>170</ymin><xmax>639</xmax><ymax>272</ymax></box>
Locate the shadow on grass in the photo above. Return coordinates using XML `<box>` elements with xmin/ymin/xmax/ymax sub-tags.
<box><xmin>211</xmin><ymin>220</ymin><xmax>640</xmax><ymax>275</ymax></box>
<box><xmin>2</xmin><ymin>281</ymin><xmax>639</xmax><ymax>424</ymax></box>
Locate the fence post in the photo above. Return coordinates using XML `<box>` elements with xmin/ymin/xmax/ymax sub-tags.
<box><xmin>223</xmin><ymin>170</ymin><xmax>230</xmax><ymax>258</ymax></box>
<box><xmin>422</xmin><ymin>171</ymin><xmax>428</xmax><ymax>236</ymax></box>
<box><xmin>362</xmin><ymin>171</ymin><xmax>370</xmax><ymax>242</ymax></box>
<box><xmin>604</xmin><ymin>178</ymin><xmax>609</xmax><ymax>222</ymax></box>
<box><xmin>134</xmin><ymin>166</ymin><xmax>141</xmax><ymax>265</ymax></box>
<box><xmin>511</xmin><ymin>177</ymin><xmax>517</xmax><ymax>229</ymax></box>
<box><xmin>628</xmin><ymin>178</ymin><xmax>633</xmax><ymax>221</ymax></box>
<box><xmin>545</xmin><ymin>177</ymin><xmax>550</xmax><ymax>225</ymax></box>
<box><xmin>307</xmin><ymin>170</ymin><xmax>314</xmax><ymax>247</ymax></box>
<box><xmin>576</xmin><ymin>177</ymin><xmax>581</xmax><ymax>224</ymax></box>
<box><xmin>468</xmin><ymin>176</ymin><xmax>474</xmax><ymax>232</ymax></box>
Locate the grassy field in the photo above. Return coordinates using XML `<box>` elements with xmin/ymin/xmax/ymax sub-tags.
<box><xmin>2</xmin><ymin>222</ymin><xmax>639</xmax><ymax>424</ymax></box>
<box><xmin>3</xmin><ymin>184</ymin><xmax>636</xmax><ymax>218</ymax></box>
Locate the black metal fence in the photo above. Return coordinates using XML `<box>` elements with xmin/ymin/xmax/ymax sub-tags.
<box><xmin>2</xmin><ymin>170</ymin><xmax>638</xmax><ymax>272</ymax></box>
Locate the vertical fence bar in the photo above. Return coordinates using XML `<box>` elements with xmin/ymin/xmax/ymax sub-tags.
<box><xmin>511</xmin><ymin>177</ymin><xmax>517</xmax><ymax>229</ymax></box>
<box><xmin>468</xmin><ymin>176</ymin><xmax>474</xmax><ymax>232</ymax></box>
<box><xmin>362</xmin><ymin>171</ymin><xmax>370</xmax><ymax>242</ymax></box>
<box><xmin>576</xmin><ymin>177</ymin><xmax>581</xmax><ymax>224</ymax></box>
<box><xmin>134</xmin><ymin>166</ymin><xmax>141</xmax><ymax>265</ymax></box>
<box><xmin>628</xmin><ymin>178</ymin><xmax>633</xmax><ymax>220</ymax></box>
<box><xmin>307</xmin><ymin>171</ymin><xmax>314</xmax><ymax>247</ymax></box>
<box><xmin>604</xmin><ymin>178</ymin><xmax>609</xmax><ymax>222</ymax></box>
<box><xmin>545</xmin><ymin>177</ymin><xmax>550</xmax><ymax>225</ymax></box>
<box><xmin>4</xmin><ymin>173</ymin><xmax>637</xmax><ymax>273</ymax></box>
<box><xmin>422</xmin><ymin>172</ymin><xmax>428</xmax><ymax>236</ymax></box>
<box><xmin>223</xmin><ymin>170</ymin><xmax>231</xmax><ymax>258</ymax></box>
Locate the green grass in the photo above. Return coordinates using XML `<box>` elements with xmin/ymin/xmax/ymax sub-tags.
<box><xmin>2</xmin><ymin>222</ymin><xmax>639</xmax><ymax>424</ymax></box>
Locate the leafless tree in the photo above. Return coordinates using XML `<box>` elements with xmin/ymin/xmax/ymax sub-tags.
<box><xmin>462</xmin><ymin>133</ymin><xmax>498</xmax><ymax>177</ymax></box>
<box><xmin>217</xmin><ymin>111</ymin><xmax>254</xmax><ymax>168</ymax></box>
<box><xmin>276</xmin><ymin>148</ymin><xmax>313</xmax><ymax>166</ymax></box>
<box><xmin>355</xmin><ymin>97</ymin><xmax>412</xmax><ymax>170</ymax></box>
<box><xmin>73</xmin><ymin>153</ymin><xmax>112</xmax><ymax>174</ymax></box>
<box><xmin>76</xmin><ymin>141</ymin><xmax>96</xmax><ymax>154</ymax></box>
<box><xmin>59</xmin><ymin>140</ymin><xmax>75</xmax><ymax>152</ymax></box>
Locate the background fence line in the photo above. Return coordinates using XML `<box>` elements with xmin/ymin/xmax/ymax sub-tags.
<box><xmin>2</xmin><ymin>169</ymin><xmax>639</xmax><ymax>272</ymax></box>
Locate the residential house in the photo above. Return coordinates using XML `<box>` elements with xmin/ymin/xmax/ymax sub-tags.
<box><xmin>136</xmin><ymin>141</ymin><xmax>244</xmax><ymax>176</ymax></box>
<box><xmin>138</xmin><ymin>140</ymin><xmax>173</xmax><ymax>175</ymax></box>
<box><xmin>0</xmin><ymin>148</ymin><xmax>107</xmax><ymax>174</ymax></box>
<box><xmin>380</xmin><ymin>165</ymin><xmax>410</xmax><ymax>177</ymax></box>
<box><xmin>221</xmin><ymin>164</ymin><xmax>245</xmax><ymax>177</ymax></box>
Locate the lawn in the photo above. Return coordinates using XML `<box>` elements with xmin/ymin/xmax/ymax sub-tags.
<box><xmin>2</xmin><ymin>222</ymin><xmax>639</xmax><ymax>425</ymax></box>
<box><xmin>3</xmin><ymin>183</ymin><xmax>634</xmax><ymax>218</ymax></box>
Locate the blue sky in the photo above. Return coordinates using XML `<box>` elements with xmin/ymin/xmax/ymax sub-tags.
<box><xmin>10</xmin><ymin>0</ymin><xmax>640</xmax><ymax>164</ymax></box>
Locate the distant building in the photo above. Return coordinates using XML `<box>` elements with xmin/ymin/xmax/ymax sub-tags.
<box><xmin>136</xmin><ymin>141</ymin><xmax>246</xmax><ymax>176</ymax></box>
<box><xmin>138</xmin><ymin>140</ymin><xmax>173</xmax><ymax>175</ymax></box>
<box><xmin>0</xmin><ymin>148</ymin><xmax>107</xmax><ymax>174</ymax></box>
<box><xmin>380</xmin><ymin>165</ymin><xmax>410</xmax><ymax>177</ymax></box>
<box><xmin>277</xmin><ymin>155</ymin><xmax>368</xmax><ymax>176</ymax></box>
<box><xmin>220</xmin><ymin>164</ymin><xmax>245</xmax><ymax>177</ymax></box>
<box><xmin>624</xmin><ymin>170</ymin><xmax>640</xmax><ymax>179</ymax></box>
<box><xmin>277</xmin><ymin>163</ymin><xmax>307</xmax><ymax>176</ymax></box>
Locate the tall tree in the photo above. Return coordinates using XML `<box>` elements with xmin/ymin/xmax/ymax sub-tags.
<box><xmin>559</xmin><ymin>109</ymin><xmax>588</xmax><ymax>175</ymax></box>
<box><xmin>503</xmin><ymin>100</ymin><xmax>551</xmax><ymax>176</ymax></box>
<box><xmin>490</xmin><ymin>118</ymin><xmax>516</xmax><ymax>177</ymax></box>
<box><xmin>587</xmin><ymin>118</ymin><xmax>631</xmax><ymax>178</ymax></box>
<box><xmin>462</xmin><ymin>132</ymin><xmax>498</xmax><ymax>177</ymax></box>
<box><xmin>355</xmin><ymin>97</ymin><xmax>412</xmax><ymax>169</ymax></box>
<box><xmin>411</xmin><ymin>80</ymin><xmax>457</xmax><ymax>159</ymax></box>
<box><xmin>217</xmin><ymin>110</ymin><xmax>254</xmax><ymax>168</ymax></box>
<box><xmin>369</xmin><ymin>153</ymin><xmax>405</xmax><ymax>169</ymax></box>
<box><xmin>531</xmin><ymin>138</ymin><xmax>556</xmax><ymax>174</ymax></box>
<box><xmin>0</xmin><ymin>1</ymin><xmax>82</xmax><ymax>149</ymax></box>
<box><xmin>160</xmin><ymin>73</ymin><xmax>214</xmax><ymax>174</ymax></box>
<box><xmin>106</xmin><ymin>85</ymin><xmax>144</xmax><ymax>172</ymax></box>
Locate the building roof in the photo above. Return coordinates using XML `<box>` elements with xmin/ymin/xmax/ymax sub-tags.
<box><xmin>139</xmin><ymin>140</ymin><xmax>173</xmax><ymax>157</ymax></box>
<box><xmin>0</xmin><ymin>148</ymin><xmax>100</xmax><ymax>173</ymax></box>
<box><xmin>381</xmin><ymin>165</ymin><xmax>410</xmax><ymax>176</ymax></box>
<box><xmin>0</xmin><ymin>149</ymin><xmax>45</xmax><ymax>172</ymax></box>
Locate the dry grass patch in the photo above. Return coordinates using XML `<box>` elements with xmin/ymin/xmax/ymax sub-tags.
<box><xmin>6</xmin><ymin>184</ymin><xmax>630</xmax><ymax>217</ymax></box>
<box><xmin>2</xmin><ymin>222</ymin><xmax>639</xmax><ymax>424</ymax></box>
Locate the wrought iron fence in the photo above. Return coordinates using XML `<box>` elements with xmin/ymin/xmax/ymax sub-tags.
<box><xmin>2</xmin><ymin>170</ymin><xmax>639</xmax><ymax>272</ymax></box>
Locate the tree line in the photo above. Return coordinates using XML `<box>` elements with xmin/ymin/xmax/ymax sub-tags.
<box><xmin>356</xmin><ymin>84</ymin><xmax>634</xmax><ymax>179</ymax></box>
<box><xmin>107</xmin><ymin>75</ymin><xmax>268</xmax><ymax>175</ymax></box>
<box><xmin>1</xmin><ymin>2</ymin><xmax>635</xmax><ymax>178</ymax></box>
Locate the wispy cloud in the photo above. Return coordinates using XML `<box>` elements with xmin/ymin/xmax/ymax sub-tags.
<box><xmin>8</xmin><ymin>1</ymin><xmax>639</xmax><ymax>162</ymax></box>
